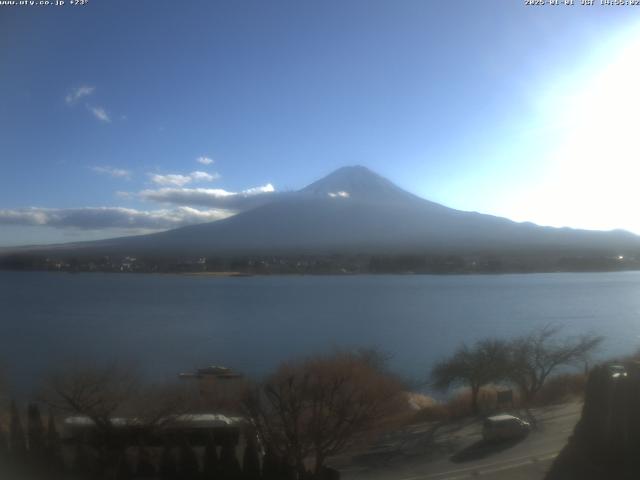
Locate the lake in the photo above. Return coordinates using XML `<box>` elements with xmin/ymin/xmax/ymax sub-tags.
<box><xmin>2</xmin><ymin>270</ymin><xmax>640</xmax><ymax>395</ymax></box>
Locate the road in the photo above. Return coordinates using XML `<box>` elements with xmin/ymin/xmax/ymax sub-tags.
<box><xmin>335</xmin><ymin>402</ymin><xmax>582</xmax><ymax>480</ymax></box>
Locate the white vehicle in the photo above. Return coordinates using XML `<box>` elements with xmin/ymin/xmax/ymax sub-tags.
<box><xmin>482</xmin><ymin>414</ymin><xmax>531</xmax><ymax>442</ymax></box>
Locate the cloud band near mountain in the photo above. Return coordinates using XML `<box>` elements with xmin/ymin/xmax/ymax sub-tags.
<box><xmin>139</xmin><ymin>183</ymin><xmax>279</xmax><ymax>209</ymax></box>
<box><xmin>0</xmin><ymin>182</ymin><xmax>279</xmax><ymax>233</ymax></box>
<box><xmin>0</xmin><ymin>207</ymin><xmax>230</xmax><ymax>230</ymax></box>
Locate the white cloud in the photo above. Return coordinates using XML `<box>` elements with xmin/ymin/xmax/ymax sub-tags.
<box><xmin>65</xmin><ymin>86</ymin><xmax>114</xmax><ymax>123</ymax></box>
<box><xmin>89</xmin><ymin>106</ymin><xmax>111</xmax><ymax>123</ymax></box>
<box><xmin>196</xmin><ymin>156</ymin><xmax>214</xmax><ymax>165</ymax></box>
<box><xmin>190</xmin><ymin>171</ymin><xmax>219</xmax><ymax>182</ymax></box>
<box><xmin>0</xmin><ymin>182</ymin><xmax>278</xmax><ymax>237</ymax></box>
<box><xmin>149</xmin><ymin>171</ymin><xmax>221</xmax><ymax>187</ymax></box>
<box><xmin>149</xmin><ymin>174</ymin><xmax>192</xmax><ymax>187</ymax></box>
<box><xmin>65</xmin><ymin>85</ymin><xmax>95</xmax><ymax>104</ymax></box>
<box><xmin>328</xmin><ymin>191</ymin><xmax>350</xmax><ymax>198</ymax></box>
<box><xmin>0</xmin><ymin>206</ymin><xmax>230</xmax><ymax>230</ymax></box>
<box><xmin>91</xmin><ymin>166</ymin><xmax>132</xmax><ymax>180</ymax></box>
<box><xmin>139</xmin><ymin>183</ymin><xmax>277</xmax><ymax>210</ymax></box>
<box><xmin>243</xmin><ymin>184</ymin><xmax>276</xmax><ymax>195</ymax></box>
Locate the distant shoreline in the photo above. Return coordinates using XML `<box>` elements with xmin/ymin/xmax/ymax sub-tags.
<box><xmin>4</xmin><ymin>250</ymin><xmax>640</xmax><ymax>276</ymax></box>
<box><xmin>183</xmin><ymin>271</ymin><xmax>254</xmax><ymax>277</ymax></box>
<box><xmin>3</xmin><ymin>268</ymin><xmax>640</xmax><ymax>277</ymax></box>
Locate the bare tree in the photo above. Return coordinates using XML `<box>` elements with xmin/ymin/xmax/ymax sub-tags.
<box><xmin>27</xmin><ymin>403</ymin><xmax>46</xmax><ymax>463</ymax></box>
<box><xmin>40</xmin><ymin>363</ymin><xmax>191</xmax><ymax>478</ymax></box>
<box><xmin>126</xmin><ymin>381</ymin><xmax>193</xmax><ymax>429</ymax></box>
<box><xmin>42</xmin><ymin>364</ymin><xmax>190</xmax><ymax>433</ymax></box>
<box><xmin>431</xmin><ymin>339</ymin><xmax>510</xmax><ymax>414</ymax></box>
<box><xmin>507</xmin><ymin>325</ymin><xmax>602</xmax><ymax>404</ymax></box>
<box><xmin>9</xmin><ymin>400</ymin><xmax>27</xmax><ymax>458</ymax></box>
<box><xmin>354</xmin><ymin>347</ymin><xmax>394</xmax><ymax>373</ymax></box>
<box><xmin>42</xmin><ymin>364</ymin><xmax>139</xmax><ymax>437</ymax></box>
<box><xmin>244</xmin><ymin>351</ymin><xmax>404</xmax><ymax>478</ymax></box>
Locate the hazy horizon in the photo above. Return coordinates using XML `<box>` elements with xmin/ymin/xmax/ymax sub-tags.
<box><xmin>2</xmin><ymin>164</ymin><xmax>639</xmax><ymax>250</ymax></box>
<box><xmin>2</xmin><ymin>1</ymin><xmax>640</xmax><ymax>246</ymax></box>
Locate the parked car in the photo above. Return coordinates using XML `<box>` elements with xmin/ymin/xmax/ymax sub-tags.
<box><xmin>607</xmin><ymin>364</ymin><xmax>627</xmax><ymax>379</ymax></box>
<box><xmin>482</xmin><ymin>414</ymin><xmax>531</xmax><ymax>442</ymax></box>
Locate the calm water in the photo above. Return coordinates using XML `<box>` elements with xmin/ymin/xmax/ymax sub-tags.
<box><xmin>2</xmin><ymin>271</ymin><xmax>640</xmax><ymax>394</ymax></box>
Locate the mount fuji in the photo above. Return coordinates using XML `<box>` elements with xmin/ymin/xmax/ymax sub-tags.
<box><xmin>12</xmin><ymin>166</ymin><xmax>640</xmax><ymax>257</ymax></box>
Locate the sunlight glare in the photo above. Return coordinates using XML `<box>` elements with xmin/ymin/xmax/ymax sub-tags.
<box><xmin>537</xmin><ymin>28</ymin><xmax>640</xmax><ymax>233</ymax></box>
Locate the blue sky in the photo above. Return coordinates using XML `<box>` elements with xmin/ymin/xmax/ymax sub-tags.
<box><xmin>1</xmin><ymin>0</ymin><xmax>639</xmax><ymax>246</ymax></box>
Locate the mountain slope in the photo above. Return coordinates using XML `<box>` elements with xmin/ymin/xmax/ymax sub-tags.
<box><xmin>12</xmin><ymin>166</ymin><xmax>640</xmax><ymax>257</ymax></box>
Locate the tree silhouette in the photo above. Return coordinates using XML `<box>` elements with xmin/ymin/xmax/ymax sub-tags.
<box><xmin>507</xmin><ymin>326</ymin><xmax>602</xmax><ymax>404</ymax></box>
<box><xmin>178</xmin><ymin>439</ymin><xmax>200</xmax><ymax>480</ymax></box>
<box><xmin>246</xmin><ymin>351</ymin><xmax>403</xmax><ymax>477</ymax></box>
<box><xmin>115</xmin><ymin>451</ymin><xmax>134</xmax><ymax>480</ymax></box>
<box><xmin>242</xmin><ymin>431</ymin><xmax>261</xmax><ymax>480</ymax></box>
<box><xmin>0</xmin><ymin>427</ymin><xmax>9</xmax><ymax>477</ymax></box>
<box><xmin>9</xmin><ymin>401</ymin><xmax>27</xmax><ymax>460</ymax></box>
<box><xmin>136</xmin><ymin>445</ymin><xmax>156</xmax><ymax>478</ymax></box>
<box><xmin>159</xmin><ymin>442</ymin><xmax>179</xmax><ymax>480</ymax></box>
<box><xmin>45</xmin><ymin>411</ymin><xmax>64</xmax><ymax>472</ymax></box>
<box><xmin>202</xmin><ymin>435</ymin><xmax>220</xmax><ymax>479</ymax></box>
<box><xmin>432</xmin><ymin>339</ymin><xmax>510</xmax><ymax>414</ymax></box>
<box><xmin>0</xmin><ymin>425</ymin><xmax>8</xmax><ymax>456</ymax></box>
<box><xmin>261</xmin><ymin>446</ymin><xmax>281</xmax><ymax>480</ymax></box>
<box><xmin>219</xmin><ymin>439</ymin><xmax>242</xmax><ymax>479</ymax></box>
<box><xmin>72</xmin><ymin>443</ymin><xmax>93</xmax><ymax>477</ymax></box>
<box><xmin>27</xmin><ymin>403</ymin><xmax>46</xmax><ymax>462</ymax></box>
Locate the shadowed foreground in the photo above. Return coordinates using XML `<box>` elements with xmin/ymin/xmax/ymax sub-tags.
<box><xmin>546</xmin><ymin>362</ymin><xmax>640</xmax><ymax>479</ymax></box>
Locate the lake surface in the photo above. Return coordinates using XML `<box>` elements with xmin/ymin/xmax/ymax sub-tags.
<box><xmin>2</xmin><ymin>271</ymin><xmax>640</xmax><ymax>394</ymax></box>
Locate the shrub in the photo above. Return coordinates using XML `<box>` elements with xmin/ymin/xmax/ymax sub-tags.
<box><xmin>533</xmin><ymin>373</ymin><xmax>587</xmax><ymax>406</ymax></box>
